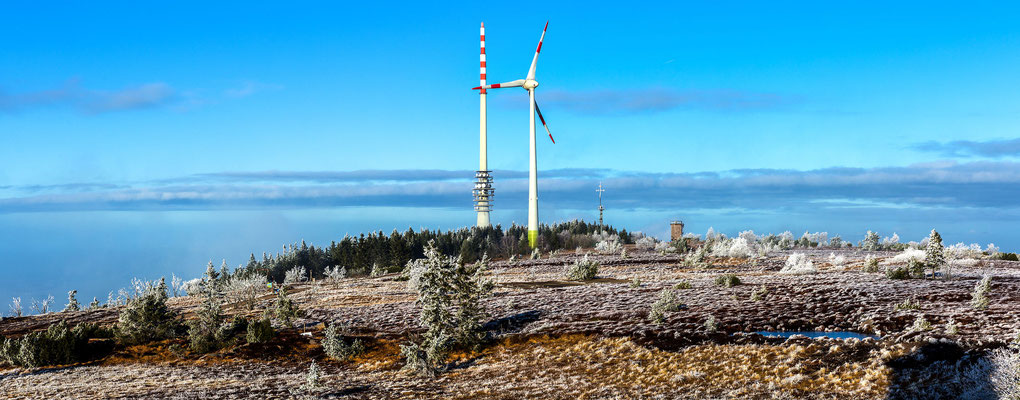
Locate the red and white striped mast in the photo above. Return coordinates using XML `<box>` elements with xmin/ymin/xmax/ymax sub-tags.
<box><xmin>473</xmin><ymin>22</ymin><xmax>494</xmax><ymax>227</ymax></box>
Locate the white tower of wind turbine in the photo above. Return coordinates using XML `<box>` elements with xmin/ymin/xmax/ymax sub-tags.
<box><xmin>472</xmin><ymin>22</ymin><xmax>493</xmax><ymax>227</ymax></box>
<box><xmin>473</xmin><ymin>21</ymin><xmax>554</xmax><ymax>248</ymax></box>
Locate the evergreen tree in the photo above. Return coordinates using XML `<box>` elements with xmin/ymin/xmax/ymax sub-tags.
<box><xmin>925</xmin><ymin>229</ymin><xmax>946</xmax><ymax>279</ymax></box>
<box><xmin>63</xmin><ymin>290</ymin><xmax>80</xmax><ymax>312</ymax></box>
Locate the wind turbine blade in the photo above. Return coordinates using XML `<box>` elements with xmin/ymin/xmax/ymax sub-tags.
<box><xmin>535</xmin><ymin>98</ymin><xmax>554</xmax><ymax>144</ymax></box>
<box><xmin>526</xmin><ymin>21</ymin><xmax>548</xmax><ymax>81</ymax></box>
<box><xmin>472</xmin><ymin>79</ymin><xmax>526</xmax><ymax>90</ymax></box>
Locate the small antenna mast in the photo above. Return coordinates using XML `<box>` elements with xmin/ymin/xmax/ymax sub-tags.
<box><xmin>596</xmin><ymin>182</ymin><xmax>605</xmax><ymax>232</ymax></box>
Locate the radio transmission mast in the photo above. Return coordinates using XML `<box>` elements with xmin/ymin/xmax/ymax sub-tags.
<box><xmin>596</xmin><ymin>182</ymin><xmax>605</xmax><ymax>232</ymax></box>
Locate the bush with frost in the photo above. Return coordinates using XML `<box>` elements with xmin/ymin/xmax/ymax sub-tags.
<box><xmin>595</xmin><ymin>238</ymin><xmax>623</xmax><ymax>254</ymax></box>
<box><xmin>654</xmin><ymin>241</ymin><xmax>676</xmax><ymax>255</ymax></box>
<box><xmin>862</xmin><ymin>230</ymin><xmax>880</xmax><ymax>251</ymax></box>
<box><xmin>324</xmin><ymin>266</ymin><xmax>347</xmax><ymax>283</ymax></box>
<box><xmin>828</xmin><ymin>235</ymin><xmax>844</xmax><ymax>248</ymax></box>
<box><xmin>988</xmin><ymin>347</ymin><xmax>1020</xmax><ymax>399</ymax></box>
<box><xmin>270</xmin><ymin>287</ymin><xmax>301</xmax><ymax>328</ymax></box>
<box><xmin>888</xmin><ymin>249</ymin><xmax>926</xmax><ymax>265</ymax></box>
<box><xmin>863</xmin><ymin>257</ymin><xmax>880</xmax><ymax>272</ymax></box>
<box><xmin>323</xmin><ymin>321</ymin><xmax>364</xmax><ymax>362</ymax></box>
<box><xmin>827</xmin><ymin>253</ymin><xmax>846</xmax><ymax>267</ymax></box>
<box><xmin>635</xmin><ymin>236</ymin><xmax>657</xmax><ymax>250</ymax></box>
<box><xmin>31</xmin><ymin>295</ymin><xmax>54</xmax><ymax>315</ymax></box>
<box><xmin>565</xmin><ymin>253</ymin><xmax>599</xmax><ymax>281</ymax></box>
<box><xmin>648</xmin><ymin>288</ymin><xmax>683</xmax><ymax>324</ymax></box>
<box><xmin>181</xmin><ymin>278</ymin><xmax>203</xmax><ymax>296</ymax></box>
<box><xmin>188</xmin><ymin>279</ymin><xmax>231</xmax><ymax>353</ymax></box>
<box><xmin>713</xmin><ymin>237</ymin><xmax>753</xmax><ymax>259</ymax></box>
<box><xmin>9</xmin><ymin>297</ymin><xmax>22</xmax><ymax>317</ymax></box>
<box><xmin>0</xmin><ymin>321</ymin><xmax>105</xmax><ymax>368</ymax></box>
<box><xmin>283</xmin><ymin>266</ymin><xmax>308</xmax><ymax>285</ymax></box>
<box><xmin>971</xmin><ymin>275</ymin><xmax>992</xmax><ymax>310</ymax></box>
<box><xmin>116</xmin><ymin>278</ymin><xmax>179</xmax><ymax>345</ymax></box>
<box><xmin>780</xmin><ymin>253</ymin><xmax>817</xmax><ymax>275</ymax></box>
<box><xmin>715</xmin><ymin>274</ymin><xmax>741</xmax><ymax>287</ymax></box>
<box><xmin>223</xmin><ymin>275</ymin><xmax>266</xmax><ymax>311</ymax></box>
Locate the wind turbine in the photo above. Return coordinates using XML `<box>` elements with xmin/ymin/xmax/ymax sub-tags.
<box><xmin>473</xmin><ymin>21</ymin><xmax>554</xmax><ymax>248</ymax></box>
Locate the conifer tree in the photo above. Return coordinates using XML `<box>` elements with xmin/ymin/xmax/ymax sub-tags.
<box><xmin>925</xmin><ymin>229</ymin><xmax>946</xmax><ymax>279</ymax></box>
<box><xmin>63</xmin><ymin>290</ymin><xmax>80</xmax><ymax>312</ymax></box>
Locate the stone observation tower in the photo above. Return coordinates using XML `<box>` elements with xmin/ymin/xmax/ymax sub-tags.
<box><xmin>670</xmin><ymin>220</ymin><xmax>685</xmax><ymax>241</ymax></box>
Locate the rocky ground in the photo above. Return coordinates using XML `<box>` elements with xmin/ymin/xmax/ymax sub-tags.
<box><xmin>1</xmin><ymin>247</ymin><xmax>1018</xmax><ymax>399</ymax></box>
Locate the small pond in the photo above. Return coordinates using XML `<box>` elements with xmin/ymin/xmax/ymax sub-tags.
<box><xmin>752</xmin><ymin>331</ymin><xmax>879</xmax><ymax>340</ymax></box>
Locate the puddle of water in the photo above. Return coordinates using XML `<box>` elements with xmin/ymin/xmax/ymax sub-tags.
<box><xmin>752</xmin><ymin>331</ymin><xmax>879</xmax><ymax>340</ymax></box>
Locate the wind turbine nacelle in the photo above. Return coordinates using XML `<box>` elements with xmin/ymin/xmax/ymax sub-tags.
<box><xmin>524</xmin><ymin>79</ymin><xmax>539</xmax><ymax>89</ymax></box>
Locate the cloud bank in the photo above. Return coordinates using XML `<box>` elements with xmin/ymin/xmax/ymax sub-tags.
<box><xmin>0</xmin><ymin>80</ymin><xmax>176</xmax><ymax>114</ymax></box>
<box><xmin>912</xmin><ymin>138</ymin><xmax>1020</xmax><ymax>158</ymax></box>
<box><xmin>2</xmin><ymin>161</ymin><xmax>1018</xmax><ymax>213</ymax></box>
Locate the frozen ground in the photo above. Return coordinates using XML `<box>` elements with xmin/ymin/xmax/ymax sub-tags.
<box><xmin>1</xmin><ymin>247</ymin><xmax>1017</xmax><ymax>399</ymax></box>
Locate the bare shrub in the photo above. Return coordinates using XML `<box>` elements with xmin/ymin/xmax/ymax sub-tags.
<box><xmin>10</xmin><ymin>297</ymin><xmax>22</xmax><ymax>317</ymax></box>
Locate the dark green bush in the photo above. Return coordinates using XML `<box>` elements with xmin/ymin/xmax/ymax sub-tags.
<box><xmin>715</xmin><ymin>274</ymin><xmax>741</xmax><ymax>288</ymax></box>
<box><xmin>115</xmin><ymin>279</ymin><xmax>180</xmax><ymax>346</ymax></box>
<box><xmin>246</xmin><ymin>318</ymin><xmax>275</xmax><ymax>344</ymax></box>
<box><xmin>322</xmin><ymin>322</ymin><xmax>364</xmax><ymax>362</ymax></box>
<box><xmin>994</xmin><ymin>252</ymin><xmax>1019</xmax><ymax>261</ymax></box>
<box><xmin>885</xmin><ymin>266</ymin><xmax>910</xmax><ymax>280</ymax></box>
<box><xmin>0</xmin><ymin>321</ymin><xmax>104</xmax><ymax>368</ymax></box>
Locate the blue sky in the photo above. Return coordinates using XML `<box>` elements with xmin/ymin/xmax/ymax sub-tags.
<box><xmin>2</xmin><ymin>1</ymin><xmax>1020</xmax><ymax>304</ymax></box>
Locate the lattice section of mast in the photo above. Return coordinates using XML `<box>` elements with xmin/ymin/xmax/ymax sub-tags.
<box><xmin>473</xmin><ymin>170</ymin><xmax>494</xmax><ymax>212</ymax></box>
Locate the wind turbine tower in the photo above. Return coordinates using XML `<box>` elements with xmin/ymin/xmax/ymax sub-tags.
<box><xmin>473</xmin><ymin>22</ymin><xmax>493</xmax><ymax>227</ymax></box>
<box><xmin>596</xmin><ymin>182</ymin><xmax>605</xmax><ymax>231</ymax></box>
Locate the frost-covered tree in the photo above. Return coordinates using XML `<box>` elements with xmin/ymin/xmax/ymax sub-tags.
<box><xmin>87</xmin><ymin>297</ymin><xmax>100</xmax><ymax>310</ymax></box>
<box><xmin>9</xmin><ymin>297</ymin><xmax>22</xmax><ymax>317</ymax></box>
<box><xmin>205</xmin><ymin>261</ymin><xmax>219</xmax><ymax>283</ymax></box>
<box><xmin>325</xmin><ymin>266</ymin><xmax>347</xmax><ymax>283</ymax></box>
<box><xmin>971</xmin><ymin>275</ymin><xmax>992</xmax><ymax>310</ymax></box>
<box><xmin>116</xmin><ymin>278</ymin><xmax>179</xmax><ymax>345</ymax></box>
<box><xmin>400</xmin><ymin>240</ymin><xmax>493</xmax><ymax>376</ymax></box>
<box><xmin>188</xmin><ymin>283</ymin><xmax>224</xmax><ymax>353</ymax></box>
<box><xmin>63</xmin><ymin>290</ymin><xmax>80</xmax><ymax>312</ymax></box>
<box><xmin>565</xmin><ymin>254</ymin><xmax>599</xmax><ymax>280</ymax></box>
<box><xmin>283</xmin><ymin>266</ymin><xmax>308</xmax><ymax>285</ymax></box>
<box><xmin>323</xmin><ymin>321</ymin><xmax>364</xmax><ymax>362</ymax></box>
<box><xmin>862</xmin><ymin>231</ymin><xmax>880</xmax><ymax>251</ymax></box>
<box><xmin>829</xmin><ymin>235</ymin><xmax>843</xmax><ymax>248</ymax></box>
<box><xmin>925</xmin><ymin>229</ymin><xmax>946</xmax><ymax>278</ymax></box>
<box><xmin>271</xmin><ymin>288</ymin><xmax>301</xmax><ymax>328</ymax></box>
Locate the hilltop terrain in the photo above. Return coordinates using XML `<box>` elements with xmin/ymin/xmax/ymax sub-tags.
<box><xmin>1</xmin><ymin>242</ymin><xmax>1018</xmax><ymax>399</ymax></box>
